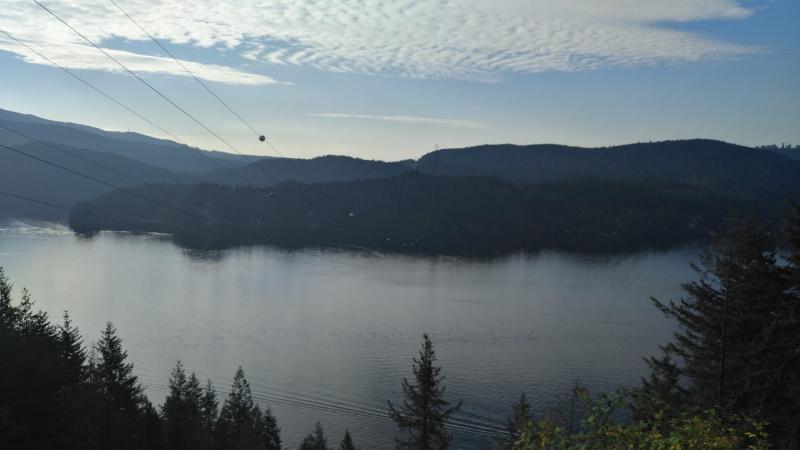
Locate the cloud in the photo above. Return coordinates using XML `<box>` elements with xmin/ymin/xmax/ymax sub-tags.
<box><xmin>311</xmin><ymin>113</ymin><xmax>488</xmax><ymax>129</ymax></box>
<box><xmin>0</xmin><ymin>0</ymin><xmax>762</xmax><ymax>83</ymax></box>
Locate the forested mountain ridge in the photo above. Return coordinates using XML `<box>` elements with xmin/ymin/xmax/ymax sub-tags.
<box><xmin>417</xmin><ymin>139</ymin><xmax>800</xmax><ymax>208</ymax></box>
<box><xmin>204</xmin><ymin>154</ymin><xmax>413</xmax><ymax>185</ymax></box>
<box><xmin>70</xmin><ymin>173</ymin><xmax>749</xmax><ymax>254</ymax></box>
<box><xmin>4</xmin><ymin>109</ymin><xmax>800</xmax><ymax>241</ymax></box>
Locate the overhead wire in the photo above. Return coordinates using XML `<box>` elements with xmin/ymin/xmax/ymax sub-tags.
<box><xmin>17</xmin><ymin>1</ymin><xmax>390</xmax><ymax>266</ymax></box>
<box><xmin>36</xmin><ymin>0</ymin><xmax>350</xmax><ymax>229</ymax></box>
<box><xmin>105</xmin><ymin>0</ymin><xmax>359</xmax><ymax>222</ymax></box>
<box><xmin>32</xmin><ymin>0</ymin><xmax>268</xmax><ymax>185</ymax></box>
<box><xmin>1</xmin><ymin>134</ymin><xmax>376</xmax><ymax>270</ymax></box>
<box><xmin>0</xmin><ymin>189</ymin><xmax>132</xmax><ymax>229</ymax></box>
<box><xmin>138</xmin><ymin>377</ymin><xmax>509</xmax><ymax>439</ymax></box>
<box><xmin>0</xmin><ymin>122</ymin><xmax>178</xmax><ymax>200</ymax></box>
<box><xmin>0</xmin><ymin>142</ymin><xmax>210</xmax><ymax>223</ymax></box>
<box><xmin>0</xmin><ymin>27</ymin><xmax>249</xmax><ymax>182</ymax></box>
<box><xmin>107</xmin><ymin>0</ymin><xmax>262</xmax><ymax>138</ymax></box>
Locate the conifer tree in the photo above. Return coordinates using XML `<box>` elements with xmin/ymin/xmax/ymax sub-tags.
<box><xmin>633</xmin><ymin>351</ymin><xmax>684</xmax><ymax>426</ymax></box>
<box><xmin>0</xmin><ymin>268</ymin><xmax>13</xmax><ymax>329</ymax></box>
<box><xmin>775</xmin><ymin>200</ymin><xmax>800</xmax><ymax>447</ymax></box>
<box><xmin>201</xmin><ymin>379</ymin><xmax>218</xmax><ymax>450</ymax></box>
<box><xmin>649</xmin><ymin>221</ymin><xmax>784</xmax><ymax>410</ymax></box>
<box><xmin>58</xmin><ymin>311</ymin><xmax>86</xmax><ymax>385</ymax></box>
<box><xmin>163</xmin><ymin>361</ymin><xmax>205</xmax><ymax>450</ymax></box>
<box><xmin>215</xmin><ymin>366</ymin><xmax>281</xmax><ymax>450</ymax></box>
<box><xmin>299</xmin><ymin>421</ymin><xmax>330</xmax><ymax>450</ymax></box>
<box><xmin>94</xmin><ymin>321</ymin><xmax>145</xmax><ymax>449</ymax></box>
<box><xmin>339</xmin><ymin>430</ymin><xmax>359</xmax><ymax>450</ymax></box>
<box><xmin>388</xmin><ymin>334</ymin><xmax>462</xmax><ymax>450</ymax></box>
<box><xmin>254</xmin><ymin>405</ymin><xmax>282</xmax><ymax>450</ymax></box>
<box><xmin>640</xmin><ymin>218</ymin><xmax>800</xmax><ymax>448</ymax></box>
<box><xmin>496</xmin><ymin>393</ymin><xmax>531</xmax><ymax>449</ymax></box>
<box><xmin>788</xmin><ymin>200</ymin><xmax>800</xmax><ymax>268</ymax></box>
<box><xmin>184</xmin><ymin>372</ymin><xmax>204</xmax><ymax>448</ymax></box>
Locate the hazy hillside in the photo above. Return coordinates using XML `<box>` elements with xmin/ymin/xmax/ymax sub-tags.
<box><xmin>0</xmin><ymin>139</ymin><xmax>193</xmax><ymax>219</ymax></box>
<box><xmin>205</xmin><ymin>154</ymin><xmax>413</xmax><ymax>185</ymax></box>
<box><xmin>417</xmin><ymin>140</ymin><xmax>800</xmax><ymax>207</ymax></box>
<box><xmin>0</xmin><ymin>108</ymin><xmax>259</xmax><ymax>174</ymax></box>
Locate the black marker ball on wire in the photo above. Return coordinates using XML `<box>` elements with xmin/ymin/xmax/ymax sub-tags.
<box><xmin>259</xmin><ymin>135</ymin><xmax>266</xmax><ymax>142</ymax></box>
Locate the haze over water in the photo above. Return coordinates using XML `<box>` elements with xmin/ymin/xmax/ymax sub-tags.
<box><xmin>0</xmin><ymin>223</ymin><xmax>694</xmax><ymax>448</ymax></box>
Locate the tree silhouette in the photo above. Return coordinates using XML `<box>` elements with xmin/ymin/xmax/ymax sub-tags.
<box><xmin>299</xmin><ymin>421</ymin><xmax>330</xmax><ymax>450</ymax></box>
<box><xmin>200</xmin><ymin>379</ymin><xmax>218</xmax><ymax>450</ymax></box>
<box><xmin>215</xmin><ymin>366</ymin><xmax>281</xmax><ymax>450</ymax></box>
<box><xmin>94</xmin><ymin>321</ymin><xmax>145</xmax><ymax>449</ymax></box>
<box><xmin>388</xmin><ymin>334</ymin><xmax>461</xmax><ymax>450</ymax></box>
<box><xmin>496</xmin><ymin>393</ymin><xmax>531</xmax><ymax>449</ymax></box>
<box><xmin>338</xmin><ymin>430</ymin><xmax>359</xmax><ymax>450</ymax></box>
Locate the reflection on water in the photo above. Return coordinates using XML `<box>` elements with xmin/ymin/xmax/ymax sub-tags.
<box><xmin>0</xmin><ymin>224</ymin><xmax>695</xmax><ymax>448</ymax></box>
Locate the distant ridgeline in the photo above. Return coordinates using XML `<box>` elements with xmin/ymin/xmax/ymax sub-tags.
<box><xmin>61</xmin><ymin>137</ymin><xmax>800</xmax><ymax>254</ymax></box>
<box><xmin>2</xmin><ymin>105</ymin><xmax>798</xmax><ymax>254</ymax></box>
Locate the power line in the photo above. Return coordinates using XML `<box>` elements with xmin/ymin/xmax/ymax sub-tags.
<box><xmin>0</xmin><ymin>27</ymin><xmax>248</xmax><ymax>182</ymax></box>
<box><xmin>108</xmin><ymin>0</ymin><xmax>262</xmax><ymax>138</ymax></box>
<box><xmin>104</xmin><ymin>1</ymin><xmax>336</xmax><ymax>195</ymax></box>
<box><xmin>32</xmin><ymin>1</ymin><xmax>360</xmax><ymax>231</ymax></box>
<box><xmin>1</xmin><ymin>137</ymin><xmax>375</xmax><ymax>271</ymax></box>
<box><xmin>0</xmin><ymin>122</ymin><xmax>177</xmax><ymax>199</ymax></box>
<box><xmin>0</xmin><ymin>189</ymin><xmax>131</xmax><ymax>228</ymax></box>
<box><xmin>0</xmin><ymin>28</ymin><xmax>184</xmax><ymax>144</ymax></box>
<box><xmin>19</xmin><ymin>2</ymin><xmax>382</xmax><ymax>264</ymax></box>
<box><xmin>33</xmin><ymin>0</ymin><xmax>273</xmax><ymax>185</ymax></box>
<box><xmin>138</xmin><ymin>377</ymin><xmax>508</xmax><ymax>438</ymax></box>
<box><xmin>0</xmin><ymin>142</ymin><xmax>209</xmax><ymax>223</ymax></box>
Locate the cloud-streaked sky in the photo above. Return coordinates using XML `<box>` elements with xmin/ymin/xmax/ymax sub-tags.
<box><xmin>0</xmin><ymin>0</ymin><xmax>798</xmax><ymax>160</ymax></box>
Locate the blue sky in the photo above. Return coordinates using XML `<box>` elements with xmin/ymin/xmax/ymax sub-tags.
<box><xmin>0</xmin><ymin>0</ymin><xmax>798</xmax><ymax>160</ymax></box>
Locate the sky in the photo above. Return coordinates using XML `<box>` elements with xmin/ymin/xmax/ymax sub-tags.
<box><xmin>0</xmin><ymin>0</ymin><xmax>798</xmax><ymax>161</ymax></box>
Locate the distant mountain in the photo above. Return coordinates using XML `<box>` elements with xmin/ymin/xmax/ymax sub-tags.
<box><xmin>417</xmin><ymin>140</ymin><xmax>800</xmax><ymax>208</ymax></box>
<box><xmin>0</xmin><ymin>108</ymin><xmax>259</xmax><ymax>174</ymax></box>
<box><xmin>71</xmin><ymin>173</ymin><xmax>747</xmax><ymax>254</ymax></box>
<box><xmin>0</xmin><ymin>138</ymin><xmax>194</xmax><ymax>219</ymax></box>
<box><xmin>204</xmin><ymin>154</ymin><xmax>413</xmax><ymax>185</ymax></box>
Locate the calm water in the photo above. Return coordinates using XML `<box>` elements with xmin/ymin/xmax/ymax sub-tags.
<box><xmin>0</xmin><ymin>222</ymin><xmax>695</xmax><ymax>448</ymax></box>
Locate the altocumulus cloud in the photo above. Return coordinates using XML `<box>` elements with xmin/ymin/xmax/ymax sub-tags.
<box><xmin>0</xmin><ymin>0</ymin><xmax>761</xmax><ymax>84</ymax></box>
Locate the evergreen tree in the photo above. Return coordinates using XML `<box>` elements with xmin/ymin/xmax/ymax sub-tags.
<box><xmin>215</xmin><ymin>366</ymin><xmax>281</xmax><ymax>450</ymax></box>
<box><xmin>0</xmin><ymin>267</ymin><xmax>13</xmax><ymax>329</ymax></box>
<box><xmin>94</xmin><ymin>321</ymin><xmax>146</xmax><ymax>449</ymax></box>
<box><xmin>162</xmin><ymin>360</ymin><xmax>188</xmax><ymax>446</ymax></box>
<box><xmin>299</xmin><ymin>421</ymin><xmax>330</xmax><ymax>450</ymax></box>
<box><xmin>789</xmin><ymin>200</ymin><xmax>800</xmax><ymax>267</ymax></box>
<box><xmin>649</xmin><ymin>221</ymin><xmax>782</xmax><ymax>409</ymax></box>
<box><xmin>339</xmin><ymin>430</ymin><xmax>359</xmax><ymax>450</ymax></box>
<box><xmin>633</xmin><ymin>350</ymin><xmax>684</xmax><ymax>427</ymax></box>
<box><xmin>253</xmin><ymin>405</ymin><xmax>281</xmax><ymax>450</ymax></box>
<box><xmin>184</xmin><ymin>372</ymin><xmax>204</xmax><ymax>448</ymax></box>
<box><xmin>200</xmin><ymin>379</ymin><xmax>219</xmax><ymax>450</ymax></box>
<box><xmin>0</xmin><ymin>271</ymin><xmax>94</xmax><ymax>449</ymax></box>
<box><xmin>775</xmin><ymin>200</ymin><xmax>800</xmax><ymax>447</ymax></box>
<box><xmin>143</xmin><ymin>400</ymin><xmax>165</xmax><ymax>450</ymax></box>
<box><xmin>388</xmin><ymin>334</ymin><xmax>462</xmax><ymax>450</ymax></box>
<box><xmin>58</xmin><ymin>311</ymin><xmax>87</xmax><ymax>386</ymax></box>
<box><xmin>162</xmin><ymin>361</ymin><xmax>204</xmax><ymax>450</ymax></box>
<box><xmin>496</xmin><ymin>393</ymin><xmax>531</xmax><ymax>449</ymax></box>
<box><xmin>640</xmin><ymin>218</ymin><xmax>800</xmax><ymax>448</ymax></box>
